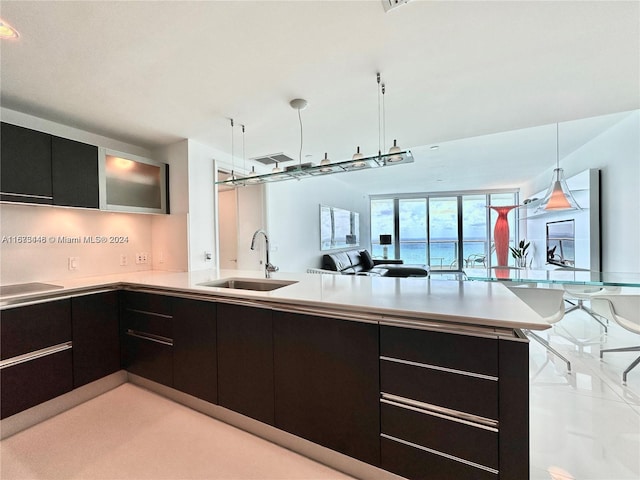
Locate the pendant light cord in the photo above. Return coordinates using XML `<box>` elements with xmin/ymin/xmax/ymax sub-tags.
<box><xmin>556</xmin><ymin>123</ymin><xmax>560</xmax><ymax>169</ymax></box>
<box><xmin>230</xmin><ymin>118</ymin><xmax>234</xmax><ymax>177</ymax></box>
<box><xmin>298</xmin><ymin>107</ymin><xmax>303</xmax><ymax>167</ymax></box>
<box><xmin>242</xmin><ymin>124</ymin><xmax>246</xmax><ymax>172</ymax></box>
<box><xmin>377</xmin><ymin>73</ymin><xmax>381</xmax><ymax>156</ymax></box>
<box><xmin>382</xmin><ymin>83</ymin><xmax>386</xmax><ymax>152</ymax></box>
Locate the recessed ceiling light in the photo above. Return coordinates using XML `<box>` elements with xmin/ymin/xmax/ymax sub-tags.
<box><xmin>0</xmin><ymin>18</ymin><xmax>19</xmax><ymax>40</ymax></box>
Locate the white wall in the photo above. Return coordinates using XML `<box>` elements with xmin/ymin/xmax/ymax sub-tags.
<box><xmin>522</xmin><ymin>110</ymin><xmax>640</xmax><ymax>273</ymax></box>
<box><xmin>0</xmin><ymin>203</ymin><xmax>153</xmax><ymax>284</ymax></box>
<box><xmin>266</xmin><ymin>175</ymin><xmax>369</xmax><ymax>272</ymax></box>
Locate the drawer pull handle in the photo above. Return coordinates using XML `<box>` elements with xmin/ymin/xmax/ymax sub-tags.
<box><xmin>0</xmin><ymin>342</ymin><xmax>72</xmax><ymax>370</ymax></box>
<box><xmin>381</xmin><ymin>433</ymin><xmax>499</xmax><ymax>476</ymax></box>
<box><xmin>380</xmin><ymin>355</ymin><xmax>498</xmax><ymax>381</ymax></box>
<box><xmin>126</xmin><ymin>329</ymin><xmax>173</xmax><ymax>346</ymax></box>
<box><xmin>126</xmin><ymin>308</ymin><xmax>173</xmax><ymax>319</ymax></box>
<box><xmin>0</xmin><ymin>192</ymin><xmax>53</xmax><ymax>200</ymax></box>
<box><xmin>381</xmin><ymin>393</ymin><xmax>498</xmax><ymax>431</ymax></box>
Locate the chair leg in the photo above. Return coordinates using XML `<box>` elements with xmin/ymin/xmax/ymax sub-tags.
<box><xmin>600</xmin><ymin>346</ymin><xmax>640</xmax><ymax>358</ymax></box>
<box><xmin>527</xmin><ymin>330</ymin><xmax>571</xmax><ymax>374</ymax></box>
<box><xmin>564</xmin><ymin>299</ymin><xmax>608</xmax><ymax>333</ymax></box>
<box><xmin>623</xmin><ymin>356</ymin><xmax>640</xmax><ymax>384</ymax></box>
<box><xmin>599</xmin><ymin>346</ymin><xmax>640</xmax><ymax>384</ymax></box>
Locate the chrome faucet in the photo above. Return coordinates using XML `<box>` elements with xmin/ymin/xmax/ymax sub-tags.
<box><xmin>251</xmin><ymin>229</ymin><xmax>279</xmax><ymax>278</ymax></box>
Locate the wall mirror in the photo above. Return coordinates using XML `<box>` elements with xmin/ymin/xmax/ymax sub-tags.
<box><xmin>320</xmin><ymin>205</ymin><xmax>360</xmax><ymax>251</ymax></box>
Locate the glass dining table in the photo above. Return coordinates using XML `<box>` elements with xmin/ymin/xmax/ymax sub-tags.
<box><xmin>463</xmin><ymin>267</ymin><xmax>640</xmax><ymax>288</ymax></box>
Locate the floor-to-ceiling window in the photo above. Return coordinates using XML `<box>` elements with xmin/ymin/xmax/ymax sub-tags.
<box><xmin>370</xmin><ymin>191</ymin><xmax>519</xmax><ymax>270</ymax></box>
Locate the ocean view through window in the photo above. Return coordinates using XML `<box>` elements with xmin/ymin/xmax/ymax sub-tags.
<box><xmin>371</xmin><ymin>191</ymin><xmax>519</xmax><ymax>270</ymax></box>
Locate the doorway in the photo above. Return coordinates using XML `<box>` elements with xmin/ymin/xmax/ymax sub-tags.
<box><xmin>217</xmin><ymin>171</ymin><xmax>238</xmax><ymax>270</ymax></box>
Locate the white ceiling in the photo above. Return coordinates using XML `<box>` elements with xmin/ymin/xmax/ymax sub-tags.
<box><xmin>1</xmin><ymin>1</ymin><xmax>639</xmax><ymax>190</ymax></box>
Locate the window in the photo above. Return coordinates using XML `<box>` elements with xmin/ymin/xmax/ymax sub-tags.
<box><xmin>370</xmin><ymin>191</ymin><xmax>518</xmax><ymax>270</ymax></box>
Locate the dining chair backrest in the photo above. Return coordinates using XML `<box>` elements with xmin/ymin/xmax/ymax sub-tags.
<box><xmin>591</xmin><ymin>295</ymin><xmax>640</xmax><ymax>334</ymax></box>
<box><xmin>507</xmin><ymin>286</ymin><xmax>565</xmax><ymax>324</ymax></box>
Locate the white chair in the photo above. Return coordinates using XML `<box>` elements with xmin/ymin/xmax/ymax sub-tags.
<box><xmin>591</xmin><ymin>295</ymin><xmax>640</xmax><ymax>384</ymax></box>
<box><xmin>507</xmin><ymin>286</ymin><xmax>571</xmax><ymax>373</ymax></box>
<box><xmin>562</xmin><ymin>285</ymin><xmax>620</xmax><ymax>333</ymax></box>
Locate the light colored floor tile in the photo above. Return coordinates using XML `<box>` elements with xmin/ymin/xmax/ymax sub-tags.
<box><xmin>530</xmin><ymin>308</ymin><xmax>640</xmax><ymax>480</ymax></box>
<box><xmin>0</xmin><ymin>384</ymin><xmax>355</xmax><ymax>480</ymax></box>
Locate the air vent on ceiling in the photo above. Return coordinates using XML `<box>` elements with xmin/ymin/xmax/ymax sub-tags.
<box><xmin>250</xmin><ymin>153</ymin><xmax>295</xmax><ymax>165</ymax></box>
<box><xmin>382</xmin><ymin>0</ymin><xmax>412</xmax><ymax>13</ymax></box>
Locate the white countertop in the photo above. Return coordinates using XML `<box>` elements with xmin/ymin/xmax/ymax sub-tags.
<box><xmin>0</xmin><ymin>269</ymin><xmax>550</xmax><ymax>332</ymax></box>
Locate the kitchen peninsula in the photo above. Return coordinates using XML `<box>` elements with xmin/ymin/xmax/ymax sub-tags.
<box><xmin>1</xmin><ymin>270</ymin><xmax>546</xmax><ymax>480</ymax></box>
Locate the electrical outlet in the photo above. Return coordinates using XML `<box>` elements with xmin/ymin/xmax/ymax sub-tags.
<box><xmin>136</xmin><ymin>252</ymin><xmax>149</xmax><ymax>264</ymax></box>
<box><xmin>68</xmin><ymin>257</ymin><xmax>79</xmax><ymax>271</ymax></box>
<box><xmin>120</xmin><ymin>254</ymin><xmax>128</xmax><ymax>266</ymax></box>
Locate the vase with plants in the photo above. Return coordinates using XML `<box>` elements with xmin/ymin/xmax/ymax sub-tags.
<box><xmin>510</xmin><ymin>239</ymin><xmax>531</xmax><ymax>268</ymax></box>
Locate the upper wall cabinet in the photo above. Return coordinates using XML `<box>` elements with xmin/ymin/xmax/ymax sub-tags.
<box><xmin>0</xmin><ymin>122</ymin><xmax>99</xmax><ymax>208</ymax></box>
<box><xmin>99</xmin><ymin>148</ymin><xmax>169</xmax><ymax>214</ymax></box>
<box><xmin>1</xmin><ymin>122</ymin><xmax>54</xmax><ymax>204</ymax></box>
<box><xmin>0</xmin><ymin>122</ymin><xmax>168</xmax><ymax>214</ymax></box>
<box><xmin>52</xmin><ymin>136</ymin><xmax>99</xmax><ymax>208</ymax></box>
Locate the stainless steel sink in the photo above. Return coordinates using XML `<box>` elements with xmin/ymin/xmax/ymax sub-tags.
<box><xmin>198</xmin><ymin>278</ymin><xmax>297</xmax><ymax>292</ymax></box>
<box><xmin>0</xmin><ymin>282</ymin><xmax>63</xmax><ymax>297</ymax></box>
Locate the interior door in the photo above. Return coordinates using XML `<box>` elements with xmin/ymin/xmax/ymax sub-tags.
<box><xmin>218</xmin><ymin>186</ymin><xmax>238</xmax><ymax>270</ymax></box>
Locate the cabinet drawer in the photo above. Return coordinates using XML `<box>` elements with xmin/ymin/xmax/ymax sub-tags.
<box><xmin>380</xmin><ymin>325</ymin><xmax>498</xmax><ymax>376</ymax></box>
<box><xmin>380</xmin><ymin>358</ymin><xmax>498</xmax><ymax>420</ymax></box>
<box><xmin>1</xmin><ymin>299</ymin><xmax>71</xmax><ymax>360</ymax></box>
<box><xmin>381</xmin><ymin>400</ymin><xmax>498</xmax><ymax>471</ymax></box>
<box><xmin>122</xmin><ymin>291</ymin><xmax>173</xmax><ymax>338</ymax></box>
<box><xmin>381</xmin><ymin>436</ymin><xmax>497</xmax><ymax>480</ymax></box>
<box><xmin>122</xmin><ymin>292</ymin><xmax>173</xmax><ymax>316</ymax></box>
<box><xmin>123</xmin><ymin>309</ymin><xmax>173</xmax><ymax>338</ymax></box>
<box><xmin>1</xmin><ymin>349</ymin><xmax>73</xmax><ymax>419</ymax></box>
<box><xmin>124</xmin><ymin>335</ymin><xmax>173</xmax><ymax>387</ymax></box>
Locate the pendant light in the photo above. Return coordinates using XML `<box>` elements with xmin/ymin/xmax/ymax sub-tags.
<box><xmin>351</xmin><ymin>146</ymin><xmax>366</xmax><ymax>168</ymax></box>
<box><xmin>539</xmin><ymin>123</ymin><xmax>581</xmax><ymax>211</ymax></box>
<box><xmin>272</xmin><ymin>162</ymin><xmax>282</xmax><ymax>173</ymax></box>
<box><xmin>319</xmin><ymin>152</ymin><xmax>333</xmax><ymax>173</ymax></box>
<box><xmin>387</xmin><ymin>139</ymin><xmax>403</xmax><ymax>163</ymax></box>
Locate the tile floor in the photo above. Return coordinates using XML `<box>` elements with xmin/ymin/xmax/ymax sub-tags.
<box><xmin>529</xmin><ymin>309</ymin><xmax>640</xmax><ymax>480</ymax></box>
<box><xmin>1</xmin><ymin>309</ymin><xmax>638</xmax><ymax>480</ymax></box>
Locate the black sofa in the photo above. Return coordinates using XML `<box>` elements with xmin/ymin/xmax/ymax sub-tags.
<box><xmin>322</xmin><ymin>249</ymin><xmax>429</xmax><ymax>277</ymax></box>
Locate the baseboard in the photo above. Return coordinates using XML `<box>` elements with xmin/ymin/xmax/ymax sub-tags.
<box><xmin>0</xmin><ymin>370</ymin><xmax>127</xmax><ymax>440</ymax></box>
<box><xmin>128</xmin><ymin>373</ymin><xmax>405</xmax><ymax>480</ymax></box>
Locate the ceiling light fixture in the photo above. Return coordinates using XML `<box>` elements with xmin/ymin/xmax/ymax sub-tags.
<box><xmin>319</xmin><ymin>153</ymin><xmax>333</xmax><ymax>173</ymax></box>
<box><xmin>381</xmin><ymin>0</ymin><xmax>412</xmax><ymax>13</ymax></box>
<box><xmin>538</xmin><ymin>123</ymin><xmax>581</xmax><ymax>212</ymax></box>
<box><xmin>0</xmin><ymin>18</ymin><xmax>19</xmax><ymax>40</ymax></box>
<box><xmin>215</xmin><ymin>77</ymin><xmax>414</xmax><ymax>187</ymax></box>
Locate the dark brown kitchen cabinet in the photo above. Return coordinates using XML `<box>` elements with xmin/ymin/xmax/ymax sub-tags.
<box><xmin>379</xmin><ymin>324</ymin><xmax>529</xmax><ymax>480</ymax></box>
<box><xmin>273</xmin><ymin>311</ymin><xmax>380</xmax><ymax>466</ymax></box>
<box><xmin>0</xmin><ymin>122</ymin><xmax>53</xmax><ymax>204</ymax></box>
<box><xmin>121</xmin><ymin>292</ymin><xmax>174</xmax><ymax>387</ymax></box>
<box><xmin>0</xmin><ymin>299</ymin><xmax>73</xmax><ymax>418</ymax></box>
<box><xmin>51</xmin><ymin>136</ymin><xmax>99</xmax><ymax>208</ymax></box>
<box><xmin>217</xmin><ymin>303</ymin><xmax>274</xmax><ymax>424</ymax></box>
<box><xmin>0</xmin><ymin>122</ymin><xmax>99</xmax><ymax>208</ymax></box>
<box><xmin>72</xmin><ymin>291</ymin><xmax>120</xmax><ymax>388</ymax></box>
<box><xmin>173</xmin><ymin>298</ymin><xmax>217</xmax><ymax>404</ymax></box>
